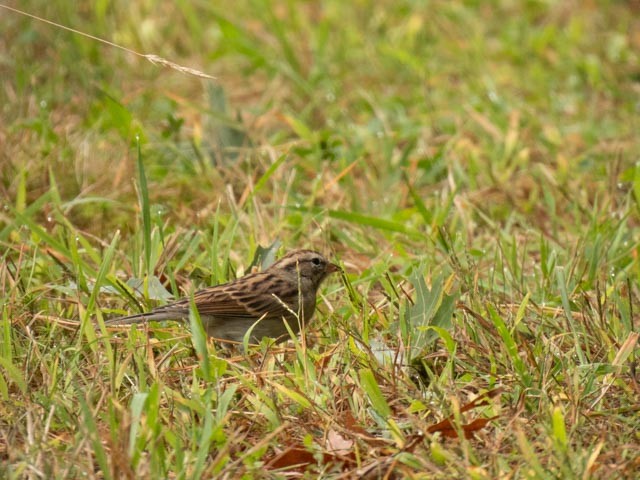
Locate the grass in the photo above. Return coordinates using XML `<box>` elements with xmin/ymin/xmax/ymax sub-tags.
<box><xmin>2</xmin><ymin>0</ymin><xmax>640</xmax><ymax>478</ymax></box>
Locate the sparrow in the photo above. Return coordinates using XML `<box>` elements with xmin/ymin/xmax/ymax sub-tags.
<box><xmin>106</xmin><ymin>250</ymin><xmax>340</xmax><ymax>343</ymax></box>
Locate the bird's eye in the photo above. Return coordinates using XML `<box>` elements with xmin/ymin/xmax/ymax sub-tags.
<box><xmin>311</xmin><ymin>257</ymin><xmax>322</xmax><ymax>266</ymax></box>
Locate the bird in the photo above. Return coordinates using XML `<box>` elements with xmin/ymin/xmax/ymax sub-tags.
<box><xmin>105</xmin><ymin>249</ymin><xmax>340</xmax><ymax>343</ymax></box>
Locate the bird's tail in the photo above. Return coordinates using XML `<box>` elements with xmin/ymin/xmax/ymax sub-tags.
<box><xmin>105</xmin><ymin>311</ymin><xmax>182</xmax><ymax>326</ymax></box>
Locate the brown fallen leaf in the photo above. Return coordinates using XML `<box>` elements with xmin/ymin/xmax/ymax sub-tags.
<box><xmin>427</xmin><ymin>415</ymin><xmax>499</xmax><ymax>439</ymax></box>
<box><xmin>426</xmin><ymin>388</ymin><xmax>504</xmax><ymax>439</ymax></box>
<box><xmin>266</xmin><ymin>446</ymin><xmax>355</xmax><ymax>472</ymax></box>
<box><xmin>459</xmin><ymin>387</ymin><xmax>504</xmax><ymax>414</ymax></box>
<box><xmin>267</xmin><ymin>447</ymin><xmax>317</xmax><ymax>471</ymax></box>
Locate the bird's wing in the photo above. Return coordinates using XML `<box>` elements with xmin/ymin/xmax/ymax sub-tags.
<box><xmin>153</xmin><ymin>276</ymin><xmax>301</xmax><ymax>320</ymax></box>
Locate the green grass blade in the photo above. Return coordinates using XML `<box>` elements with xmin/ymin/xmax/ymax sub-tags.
<box><xmin>555</xmin><ymin>267</ymin><xmax>586</xmax><ymax>364</ymax></box>
<box><xmin>79</xmin><ymin>396</ymin><xmax>112</xmax><ymax>480</ymax></box>
<box><xmin>136</xmin><ymin>137</ymin><xmax>152</xmax><ymax>276</ymax></box>
<box><xmin>487</xmin><ymin>303</ymin><xmax>530</xmax><ymax>386</ymax></box>
<box><xmin>359</xmin><ymin>368</ymin><xmax>391</xmax><ymax>419</ymax></box>
<box><xmin>0</xmin><ymin>356</ymin><xmax>27</xmax><ymax>396</ymax></box>
<box><xmin>189</xmin><ymin>295</ymin><xmax>211</xmax><ymax>381</ymax></box>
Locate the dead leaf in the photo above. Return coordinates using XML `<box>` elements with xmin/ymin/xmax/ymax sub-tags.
<box><xmin>267</xmin><ymin>447</ymin><xmax>316</xmax><ymax>471</ymax></box>
<box><xmin>426</xmin><ymin>388</ymin><xmax>504</xmax><ymax>439</ymax></box>
<box><xmin>340</xmin><ymin>410</ymin><xmax>389</xmax><ymax>446</ymax></box>
<box><xmin>427</xmin><ymin>416</ymin><xmax>499</xmax><ymax>439</ymax></box>
<box><xmin>266</xmin><ymin>445</ymin><xmax>354</xmax><ymax>472</ymax></box>
<box><xmin>459</xmin><ymin>387</ymin><xmax>504</xmax><ymax>414</ymax></box>
<box><xmin>326</xmin><ymin>429</ymin><xmax>353</xmax><ymax>455</ymax></box>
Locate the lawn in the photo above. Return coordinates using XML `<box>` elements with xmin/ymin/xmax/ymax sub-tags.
<box><xmin>2</xmin><ymin>1</ymin><xmax>640</xmax><ymax>478</ymax></box>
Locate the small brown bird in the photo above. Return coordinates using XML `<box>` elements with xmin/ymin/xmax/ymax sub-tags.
<box><xmin>106</xmin><ymin>250</ymin><xmax>340</xmax><ymax>343</ymax></box>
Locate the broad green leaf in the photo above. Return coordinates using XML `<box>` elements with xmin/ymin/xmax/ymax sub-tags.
<box><xmin>359</xmin><ymin>368</ymin><xmax>391</xmax><ymax>418</ymax></box>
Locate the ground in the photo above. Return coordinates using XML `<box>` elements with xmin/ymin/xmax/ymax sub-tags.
<box><xmin>1</xmin><ymin>1</ymin><xmax>640</xmax><ymax>478</ymax></box>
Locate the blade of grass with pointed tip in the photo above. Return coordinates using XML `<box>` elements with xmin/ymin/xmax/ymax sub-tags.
<box><xmin>83</xmin><ymin>231</ymin><xmax>119</xmax><ymax>356</ymax></box>
<box><xmin>215</xmin><ymin>384</ymin><xmax>238</xmax><ymax>423</ymax></box>
<box><xmin>189</xmin><ymin>295</ymin><xmax>211</xmax><ymax>381</ymax></box>
<box><xmin>359</xmin><ymin>368</ymin><xmax>391</xmax><ymax>419</ymax></box>
<box><xmin>487</xmin><ymin>303</ymin><xmax>530</xmax><ymax>386</ymax></box>
<box><xmin>0</xmin><ymin>356</ymin><xmax>27</xmax><ymax>397</ymax></box>
<box><xmin>136</xmin><ymin>138</ymin><xmax>152</xmax><ymax>276</ymax></box>
<box><xmin>193</xmin><ymin>394</ymin><xmax>215</xmax><ymax>478</ymax></box>
<box><xmin>0</xmin><ymin>191</ymin><xmax>51</xmax><ymax>240</ymax></box>
<box><xmin>404</xmin><ymin>173</ymin><xmax>432</xmax><ymax>225</ymax></box>
<box><xmin>249</xmin><ymin>154</ymin><xmax>287</xmax><ymax>200</ymax></box>
<box><xmin>272</xmin><ymin>383</ymin><xmax>311</xmax><ymax>409</ymax></box>
<box><xmin>129</xmin><ymin>392</ymin><xmax>148</xmax><ymax>461</ymax></box>
<box><xmin>555</xmin><ymin>267</ymin><xmax>586</xmax><ymax>364</ymax></box>
<box><xmin>79</xmin><ymin>396</ymin><xmax>111</xmax><ymax>480</ymax></box>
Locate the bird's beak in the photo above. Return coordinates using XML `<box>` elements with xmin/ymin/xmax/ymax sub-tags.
<box><xmin>327</xmin><ymin>262</ymin><xmax>342</xmax><ymax>274</ymax></box>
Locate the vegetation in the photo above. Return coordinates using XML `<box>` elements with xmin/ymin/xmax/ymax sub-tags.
<box><xmin>2</xmin><ymin>1</ymin><xmax>640</xmax><ymax>478</ymax></box>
